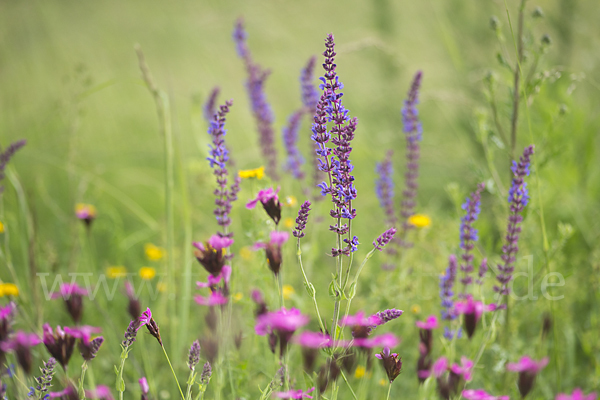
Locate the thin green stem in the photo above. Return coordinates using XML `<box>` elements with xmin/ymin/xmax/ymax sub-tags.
<box><xmin>296</xmin><ymin>239</ymin><xmax>326</xmax><ymax>333</ymax></box>
<box><xmin>185</xmin><ymin>369</ymin><xmax>195</xmax><ymax>400</ymax></box>
<box><xmin>277</xmin><ymin>272</ymin><xmax>285</xmax><ymax>309</ymax></box>
<box><xmin>339</xmin><ymin>370</ymin><xmax>358</xmax><ymax>400</ymax></box>
<box><xmin>386</xmin><ymin>382</ymin><xmax>392</xmax><ymax>400</ymax></box>
<box><xmin>78</xmin><ymin>361</ymin><xmax>88</xmax><ymax>399</ymax></box>
<box><xmin>161</xmin><ymin>345</ymin><xmax>186</xmax><ymax>400</ymax></box>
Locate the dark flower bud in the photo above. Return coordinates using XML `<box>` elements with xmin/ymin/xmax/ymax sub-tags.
<box><xmin>78</xmin><ymin>337</ymin><xmax>104</xmax><ymax>361</ymax></box>
<box><xmin>376</xmin><ymin>347</ymin><xmax>402</xmax><ymax>383</ymax></box>
<box><xmin>145</xmin><ymin>318</ymin><xmax>162</xmax><ymax>346</ymax></box>
<box><xmin>200</xmin><ymin>337</ymin><xmax>219</xmax><ymax>364</ymax></box>
<box><xmin>541</xmin><ymin>34</ymin><xmax>552</xmax><ymax>46</ymax></box>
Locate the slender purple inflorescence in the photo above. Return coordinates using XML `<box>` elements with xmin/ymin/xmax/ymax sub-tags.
<box><xmin>300</xmin><ymin>56</ymin><xmax>319</xmax><ymax>112</ymax></box>
<box><xmin>29</xmin><ymin>357</ymin><xmax>56</xmax><ymax>399</ymax></box>
<box><xmin>375</xmin><ymin>150</ymin><xmax>396</xmax><ymax>227</ymax></box>
<box><xmin>398</xmin><ymin>71</ymin><xmax>423</xmax><ymax>248</ymax></box>
<box><xmin>440</xmin><ymin>255</ymin><xmax>458</xmax><ymax>323</ymax></box>
<box><xmin>459</xmin><ymin>183</ymin><xmax>485</xmax><ymax>294</ymax></box>
<box><xmin>187</xmin><ymin>340</ymin><xmax>201</xmax><ymax>371</ymax></box>
<box><xmin>373</xmin><ymin>228</ymin><xmax>397</xmax><ymax>251</ymax></box>
<box><xmin>476</xmin><ymin>258</ymin><xmax>488</xmax><ymax>285</ymax></box>
<box><xmin>495</xmin><ymin>145</ymin><xmax>534</xmax><ymax>296</ymax></box>
<box><xmin>311</xmin><ymin>33</ymin><xmax>359</xmax><ymax>256</ymax></box>
<box><xmin>203</xmin><ymin>86</ymin><xmax>220</xmax><ymax>122</ymax></box>
<box><xmin>0</xmin><ymin>139</ymin><xmax>26</xmax><ymax>195</ymax></box>
<box><xmin>207</xmin><ymin>100</ymin><xmax>239</xmax><ymax>233</ymax></box>
<box><xmin>282</xmin><ymin>110</ymin><xmax>305</xmax><ymax>179</ymax></box>
<box><xmin>293</xmin><ymin>201</ymin><xmax>311</xmax><ymax>238</ymax></box>
<box><xmin>233</xmin><ymin>19</ymin><xmax>278</xmax><ymax>180</ymax></box>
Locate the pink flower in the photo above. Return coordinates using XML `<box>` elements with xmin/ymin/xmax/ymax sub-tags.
<box><xmin>197</xmin><ymin>266</ymin><xmax>232</xmax><ymax>288</ymax></box>
<box><xmin>49</xmin><ymin>386</ymin><xmax>77</xmax><ymax>398</ymax></box>
<box><xmin>353</xmin><ymin>333</ymin><xmax>400</xmax><ymax>349</ymax></box>
<box><xmin>506</xmin><ymin>356</ymin><xmax>549</xmax><ymax>373</ymax></box>
<box><xmin>454</xmin><ymin>295</ymin><xmax>497</xmax><ymax>338</ymax></box>
<box><xmin>139</xmin><ymin>377</ymin><xmax>149</xmax><ymax>394</ymax></box>
<box><xmin>255</xmin><ymin>308</ymin><xmax>309</xmax><ymax>335</ymax></box>
<box><xmin>208</xmin><ymin>235</ymin><xmax>234</xmax><ymax>250</ymax></box>
<box><xmin>432</xmin><ymin>356</ymin><xmax>448</xmax><ymax>378</ymax></box>
<box><xmin>293</xmin><ymin>332</ymin><xmax>334</xmax><ymax>348</ymax></box>
<box><xmin>85</xmin><ymin>385</ymin><xmax>114</xmax><ymax>400</ymax></box>
<box><xmin>246</xmin><ymin>187</ymin><xmax>279</xmax><ymax>209</ymax></box>
<box><xmin>63</xmin><ymin>325</ymin><xmax>102</xmax><ymax>342</ymax></box>
<box><xmin>463</xmin><ymin>389</ymin><xmax>509</xmax><ymax>400</ymax></box>
<box><xmin>274</xmin><ymin>387</ymin><xmax>315</xmax><ymax>399</ymax></box>
<box><xmin>49</xmin><ymin>283</ymin><xmax>89</xmax><ymax>299</ymax></box>
<box><xmin>195</xmin><ymin>291</ymin><xmax>228</xmax><ymax>306</ymax></box>
<box><xmin>416</xmin><ymin>315</ymin><xmax>439</xmax><ymax>330</ymax></box>
<box><xmin>0</xmin><ymin>331</ymin><xmax>41</xmax><ymax>374</ymax></box>
<box><xmin>0</xmin><ymin>302</ymin><xmax>16</xmax><ymax>320</ymax></box>
<box><xmin>450</xmin><ymin>357</ymin><xmax>474</xmax><ymax>381</ymax></box>
<box><xmin>138</xmin><ymin>308</ymin><xmax>152</xmax><ymax>330</ymax></box>
<box><xmin>556</xmin><ymin>389</ymin><xmax>598</xmax><ymax>400</ymax></box>
<box><xmin>253</xmin><ymin>231</ymin><xmax>289</xmax><ymax>275</ymax></box>
<box><xmin>339</xmin><ymin>311</ymin><xmax>382</xmax><ymax>327</ymax></box>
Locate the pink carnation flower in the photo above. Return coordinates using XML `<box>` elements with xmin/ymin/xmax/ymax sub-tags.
<box><xmin>556</xmin><ymin>389</ymin><xmax>598</xmax><ymax>400</ymax></box>
<box><xmin>416</xmin><ymin>315</ymin><xmax>439</xmax><ymax>330</ymax></box>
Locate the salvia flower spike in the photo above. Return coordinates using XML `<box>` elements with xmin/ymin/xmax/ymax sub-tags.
<box><xmin>0</xmin><ymin>139</ymin><xmax>26</xmax><ymax>195</ymax></box>
<box><xmin>373</xmin><ymin>228</ymin><xmax>397</xmax><ymax>251</ymax></box>
<box><xmin>187</xmin><ymin>340</ymin><xmax>201</xmax><ymax>371</ymax></box>
<box><xmin>29</xmin><ymin>357</ymin><xmax>56</xmax><ymax>399</ymax></box>
<box><xmin>203</xmin><ymin>86</ymin><xmax>220</xmax><ymax>122</ymax></box>
<box><xmin>283</xmin><ymin>109</ymin><xmax>305</xmax><ymax>179</ymax></box>
<box><xmin>293</xmin><ymin>200</ymin><xmax>311</xmax><ymax>238</ymax></box>
<box><xmin>440</xmin><ymin>255</ymin><xmax>458</xmax><ymax>324</ymax></box>
<box><xmin>459</xmin><ymin>182</ymin><xmax>485</xmax><ymax>294</ymax></box>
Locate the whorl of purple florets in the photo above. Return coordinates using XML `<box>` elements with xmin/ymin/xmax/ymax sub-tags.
<box><xmin>476</xmin><ymin>258</ymin><xmax>488</xmax><ymax>285</ymax></box>
<box><xmin>495</xmin><ymin>145</ymin><xmax>534</xmax><ymax>296</ymax></box>
<box><xmin>375</xmin><ymin>309</ymin><xmax>403</xmax><ymax>325</ymax></box>
<box><xmin>187</xmin><ymin>340</ymin><xmax>201</xmax><ymax>371</ymax></box>
<box><xmin>375</xmin><ymin>150</ymin><xmax>396</xmax><ymax>226</ymax></box>
<box><xmin>200</xmin><ymin>361</ymin><xmax>212</xmax><ymax>385</ymax></box>
<box><xmin>399</xmin><ymin>71</ymin><xmax>423</xmax><ymax>248</ymax></box>
<box><xmin>0</xmin><ymin>139</ymin><xmax>27</xmax><ymax>194</ymax></box>
<box><xmin>31</xmin><ymin>357</ymin><xmax>56</xmax><ymax>398</ymax></box>
<box><xmin>311</xmin><ymin>33</ymin><xmax>359</xmax><ymax>256</ymax></box>
<box><xmin>440</xmin><ymin>255</ymin><xmax>458</xmax><ymax>321</ymax></box>
<box><xmin>122</xmin><ymin>320</ymin><xmax>140</xmax><ymax>348</ymax></box>
<box><xmin>282</xmin><ymin>110</ymin><xmax>305</xmax><ymax>179</ymax></box>
<box><xmin>207</xmin><ymin>100</ymin><xmax>238</xmax><ymax>232</ymax></box>
<box><xmin>293</xmin><ymin>201</ymin><xmax>311</xmax><ymax>238</ymax></box>
<box><xmin>373</xmin><ymin>228</ymin><xmax>397</xmax><ymax>251</ymax></box>
<box><xmin>233</xmin><ymin>19</ymin><xmax>278</xmax><ymax>180</ymax></box>
<box><xmin>203</xmin><ymin>86</ymin><xmax>220</xmax><ymax>122</ymax></box>
<box><xmin>300</xmin><ymin>56</ymin><xmax>319</xmax><ymax>112</ymax></box>
<box><xmin>459</xmin><ymin>183</ymin><xmax>485</xmax><ymax>293</ymax></box>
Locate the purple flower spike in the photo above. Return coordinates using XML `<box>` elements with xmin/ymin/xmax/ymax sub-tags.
<box><xmin>207</xmin><ymin>99</ymin><xmax>239</xmax><ymax>231</ymax></box>
<box><xmin>275</xmin><ymin>387</ymin><xmax>315</xmax><ymax>399</ymax></box>
<box><xmin>375</xmin><ymin>347</ymin><xmax>402</xmax><ymax>383</ymax></box>
<box><xmin>476</xmin><ymin>258</ymin><xmax>488</xmax><ymax>285</ymax></box>
<box><xmin>0</xmin><ymin>331</ymin><xmax>41</xmax><ymax>374</ymax></box>
<box><xmin>398</xmin><ymin>71</ymin><xmax>423</xmax><ymax>248</ymax></box>
<box><xmin>31</xmin><ymin>357</ymin><xmax>56</xmax><ymax>399</ymax></box>
<box><xmin>459</xmin><ymin>183</ymin><xmax>485</xmax><ymax>294</ymax></box>
<box><xmin>78</xmin><ymin>336</ymin><xmax>104</xmax><ymax>361</ymax></box>
<box><xmin>233</xmin><ymin>19</ymin><xmax>278</xmax><ymax>180</ymax></box>
<box><xmin>293</xmin><ymin>201</ymin><xmax>311</xmax><ymax>238</ymax></box>
<box><xmin>0</xmin><ymin>139</ymin><xmax>27</xmax><ymax>195</ymax></box>
<box><xmin>440</xmin><ymin>255</ymin><xmax>458</xmax><ymax>322</ymax></box>
<box><xmin>507</xmin><ymin>356</ymin><xmax>548</xmax><ymax>398</ymax></box>
<box><xmin>375</xmin><ymin>150</ymin><xmax>397</xmax><ymax>227</ymax></box>
<box><xmin>246</xmin><ymin>187</ymin><xmax>282</xmax><ymax>225</ymax></box>
<box><xmin>300</xmin><ymin>56</ymin><xmax>319</xmax><ymax>112</ymax></box>
<box><xmin>311</xmin><ymin>33</ymin><xmax>359</xmax><ymax>257</ymax></box>
<box><xmin>374</xmin><ymin>309</ymin><xmax>403</xmax><ymax>325</ymax></box>
<box><xmin>283</xmin><ymin>110</ymin><xmax>305</xmax><ymax>179</ymax></box>
<box><xmin>556</xmin><ymin>389</ymin><xmax>598</xmax><ymax>400</ymax></box>
<box><xmin>122</xmin><ymin>319</ymin><xmax>140</xmax><ymax>348</ymax></box>
<box><xmin>373</xmin><ymin>228</ymin><xmax>397</xmax><ymax>251</ymax></box>
<box><xmin>203</xmin><ymin>86</ymin><xmax>220</xmax><ymax>121</ymax></box>
<box><xmin>463</xmin><ymin>389</ymin><xmax>509</xmax><ymax>400</ymax></box>
<box><xmin>187</xmin><ymin>340</ymin><xmax>201</xmax><ymax>371</ymax></box>
<box><xmin>495</xmin><ymin>145</ymin><xmax>534</xmax><ymax>296</ymax></box>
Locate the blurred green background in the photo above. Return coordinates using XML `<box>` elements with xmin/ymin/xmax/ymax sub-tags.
<box><xmin>1</xmin><ymin>0</ymin><xmax>600</xmax><ymax>398</ymax></box>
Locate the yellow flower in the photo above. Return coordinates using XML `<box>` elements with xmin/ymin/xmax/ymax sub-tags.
<box><xmin>0</xmin><ymin>283</ymin><xmax>19</xmax><ymax>297</ymax></box>
<box><xmin>408</xmin><ymin>214</ymin><xmax>431</xmax><ymax>228</ymax></box>
<box><xmin>139</xmin><ymin>267</ymin><xmax>156</xmax><ymax>280</ymax></box>
<box><xmin>283</xmin><ymin>217</ymin><xmax>294</xmax><ymax>229</ymax></box>
<box><xmin>354</xmin><ymin>366</ymin><xmax>366</xmax><ymax>379</ymax></box>
<box><xmin>238</xmin><ymin>166</ymin><xmax>265</xmax><ymax>180</ymax></box>
<box><xmin>379</xmin><ymin>379</ymin><xmax>388</xmax><ymax>386</ymax></box>
<box><xmin>106</xmin><ymin>266</ymin><xmax>127</xmax><ymax>279</ymax></box>
<box><xmin>75</xmin><ymin>203</ymin><xmax>97</xmax><ymax>219</ymax></box>
<box><xmin>284</xmin><ymin>196</ymin><xmax>297</xmax><ymax>207</ymax></box>
<box><xmin>144</xmin><ymin>243</ymin><xmax>165</xmax><ymax>261</ymax></box>
<box><xmin>233</xmin><ymin>292</ymin><xmax>243</xmax><ymax>302</ymax></box>
<box><xmin>282</xmin><ymin>284</ymin><xmax>295</xmax><ymax>300</ymax></box>
<box><xmin>157</xmin><ymin>282</ymin><xmax>167</xmax><ymax>293</ymax></box>
<box><xmin>240</xmin><ymin>246</ymin><xmax>254</xmax><ymax>261</ymax></box>
<box><xmin>411</xmin><ymin>304</ymin><xmax>421</xmax><ymax>314</ymax></box>
<box><xmin>0</xmin><ymin>221</ymin><xmax>4</xmax><ymax>234</ymax></box>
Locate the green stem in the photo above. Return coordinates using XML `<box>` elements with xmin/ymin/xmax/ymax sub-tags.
<box><xmin>296</xmin><ymin>239</ymin><xmax>326</xmax><ymax>332</ymax></box>
<box><xmin>78</xmin><ymin>361</ymin><xmax>88</xmax><ymax>399</ymax></box>
<box><xmin>185</xmin><ymin>369</ymin><xmax>195</xmax><ymax>400</ymax></box>
<box><xmin>339</xmin><ymin>370</ymin><xmax>358</xmax><ymax>400</ymax></box>
<box><xmin>386</xmin><ymin>382</ymin><xmax>392</xmax><ymax>400</ymax></box>
<box><xmin>161</xmin><ymin>345</ymin><xmax>186</xmax><ymax>400</ymax></box>
<box><xmin>277</xmin><ymin>272</ymin><xmax>285</xmax><ymax>309</ymax></box>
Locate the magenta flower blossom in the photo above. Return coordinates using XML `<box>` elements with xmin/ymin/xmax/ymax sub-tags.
<box><xmin>462</xmin><ymin>389</ymin><xmax>509</xmax><ymax>400</ymax></box>
<box><xmin>85</xmin><ymin>385</ymin><xmax>114</xmax><ymax>400</ymax></box>
<box><xmin>195</xmin><ymin>291</ymin><xmax>228</xmax><ymax>306</ymax></box>
<box><xmin>137</xmin><ymin>308</ymin><xmax>162</xmax><ymax>346</ymax></box>
<box><xmin>139</xmin><ymin>377</ymin><xmax>150</xmax><ymax>395</ymax></box>
<box><xmin>0</xmin><ymin>302</ymin><xmax>16</xmax><ymax>342</ymax></box>
<box><xmin>49</xmin><ymin>385</ymin><xmax>77</xmax><ymax>398</ymax></box>
<box><xmin>63</xmin><ymin>325</ymin><xmax>102</xmax><ymax>342</ymax></box>
<box><xmin>246</xmin><ymin>187</ymin><xmax>282</xmax><ymax>225</ymax></box>
<box><xmin>293</xmin><ymin>332</ymin><xmax>334</xmax><ymax>348</ymax></box>
<box><xmin>43</xmin><ymin>324</ymin><xmax>80</xmax><ymax>369</ymax></box>
<box><xmin>432</xmin><ymin>357</ymin><xmax>448</xmax><ymax>378</ymax></box>
<box><xmin>450</xmin><ymin>357</ymin><xmax>474</xmax><ymax>381</ymax></box>
<box><xmin>255</xmin><ymin>307</ymin><xmax>309</xmax><ymax>356</ymax></box>
<box><xmin>416</xmin><ymin>315</ymin><xmax>439</xmax><ymax>330</ymax></box>
<box><xmin>556</xmin><ymin>389</ymin><xmax>597</xmax><ymax>400</ymax></box>
<box><xmin>1</xmin><ymin>331</ymin><xmax>41</xmax><ymax>374</ymax></box>
<box><xmin>507</xmin><ymin>356</ymin><xmax>548</xmax><ymax>398</ymax></box>
<box><xmin>433</xmin><ymin>356</ymin><xmax>473</xmax><ymax>399</ymax></box>
<box><xmin>275</xmin><ymin>387</ymin><xmax>315</xmax><ymax>399</ymax></box>
<box><xmin>193</xmin><ymin>234</ymin><xmax>232</xmax><ymax>276</ymax></box>
<box><xmin>353</xmin><ymin>333</ymin><xmax>400</xmax><ymax>349</ymax></box>
<box><xmin>454</xmin><ymin>295</ymin><xmax>498</xmax><ymax>339</ymax></box>
<box><xmin>50</xmin><ymin>283</ymin><xmax>88</xmax><ymax>323</ymax></box>
<box><xmin>253</xmin><ymin>231</ymin><xmax>289</xmax><ymax>275</ymax></box>
<box><xmin>197</xmin><ymin>265</ymin><xmax>231</xmax><ymax>289</ymax></box>
<box><xmin>138</xmin><ymin>308</ymin><xmax>152</xmax><ymax>330</ymax></box>
<box><xmin>375</xmin><ymin>347</ymin><xmax>402</xmax><ymax>383</ymax></box>
<box><xmin>339</xmin><ymin>311</ymin><xmax>382</xmax><ymax>328</ymax></box>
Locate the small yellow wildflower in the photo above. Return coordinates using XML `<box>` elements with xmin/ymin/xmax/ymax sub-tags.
<box><xmin>144</xmin><ymin>243</ymin><xmax>165</xmax><ymax>261</ymax></box>
<box><xmin>0</xmin><ymin>221</ymin><xmax>4</xmax><ymax>234</ymax></box>
<box><xmin>354</xmin><ymin>366</ymin><xmax>366</xmax><ymax>379</ymax></box>
<box><xmin>284</xmin><ymin>195</ymin><xmax>297</xmax><ymax>207</ymax></box>
<box><xmin>157</xmin><ymin>282</ymin><xmax>167</xmax><ymax>293</ymax></box>
<box><xmin>106</xmin><ymin>266</ymin><xmax>127</xmax><ymax>279</ymax></box>
<box><xmin>378</xmin><ymin>379</ymin><xmax>388</xmax><ymax>386</ymax></box>
<box><xmin>283</xmin><ymin>217</ymin><xmax>294</xmax><ymax>229</ymax></box>
<box><xmin>0</xmin><ymin>283</ymin><xmax>19</xmax><ymax>297</ymax></box>
<box><xmin>238</xmin><ymin>166</ymin><xmax>265</xmax><ymax>180</ymax></box>
<box><xmin>411</xmin><ymin>304</ymin><xmax>421</xmax><ymax>314</ymax></box>
<box><xmin>240</xmin><ymin>246</ymin><xmax>254</xmax><ymax>261</ymax></box>
<box><xmin>233</xmin><ymin>292</ymin><xmax>243</xmax><ymax>302</ymax></box>
<box><xmin>139</xmin><ymin>267</ymin><xmax>156</xmax><ymax>280</ymax></box>
<box><xmin>282</xmin><ymin>284</ymin><xmax>295</xmax><ymax>300</ymax></box>
<box><xmin>408</xmin><ymin>214</ymin><xmax>431</xmax><ymax>228</ymax></box>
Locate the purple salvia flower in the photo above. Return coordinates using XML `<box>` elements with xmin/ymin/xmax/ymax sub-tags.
<box><xmin>375</xmin><ymin>150</ymin><xmax>397</xmax><ymax>226</ymax></box>
<box><xmin>293</xmin><ymin>200</ymin><xmax>311</xmax><ymax>238</ymax></box>
<box><xmin>200</xmin><ymin>361</ymin><xmax>212</xmax><ymax>386</ymax></box>
<box><xmin>203</xmin><ymin>86</ymin><xmax>220</xmax><ymax>122</ymax></box>
<box><xmin>207</xmin><ymin>100</ymin><xmax>238</xmax><ymax>232</ymax></box>
<box><xmin>282</xmin><ymin>109</ymin><xmax>305</xmax><ymax>179</ymax></box>
<box><xmin>300</xmin><ymin>56</ymin><xmax>319</xmax><ymax>112</ymax></box>
<box><xmin>122</xmin><ymin>319</ymin><xmax>140</xmax><ymax>348</ymax></box>
<box><xmin>459</xmin><ymin>183</ymin><xmax>485</xmax><ymax>294</ymax></box>
<box><xmin>398</xmin><ymin>71</ymin><xmax>423</xmax><ymax>248</ymax></box>
<box><xmin>311</xmin><ymin>33</ymin><xmax>359</xmax><ymax>256</ymax></box>
<box><xmin>0</xmin><ymin>139</ymin><xmax>26</xmax><ymax>195</ymax></box>
<box><xmin>78</xmin><ymin>336</ymin><xmax>103</xmax><ymax>361</ymax></box>
<box><xmin>233</xmin><ymin>19</ymin><xmax>278</xmax><ymax>180</ymax></box>
<box><xmin>375</xmin><ymin>308</ymin><xmax>403</xmax><ymax>324</ymax></box>
<box><xmin>373</xmin><ymin>228</ymin><xmax>397</xmax><ymax>251</ymax></box>
<box><xmin>187</xmin><ymin>340</ymin><xmax>201</xmax><ymax>371</ymax></box>
<box><xmin>440</xmin><ymin>255</ymin><xmax>457</xmax><ymax>323</ymax></box>
<box><xmin>495</xmin><ymin>145</ymin><xmax>535</xmax><ymax>296</ymax></box>
<box><xmin>476</xmin><ymin>258</ymin><xmax>488</xmax><ymax>285</ymax></box>
<box><xmin>30</xmin><ymin>357</ymin><xmax>56</xmax><ymax>399</ymax></box>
